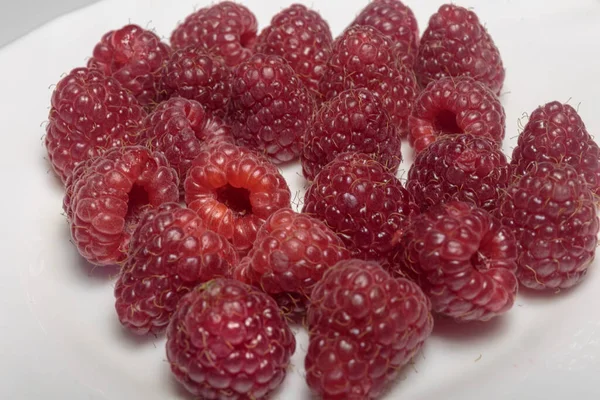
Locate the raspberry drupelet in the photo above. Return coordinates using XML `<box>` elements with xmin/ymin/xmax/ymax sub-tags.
<box><xmin>115</xmin><ymin>203</ymin><xmax>238</xmax><ymax>335</ymax></box>
<box><xmin>63</xmin><ymin>146</ymin><xmax>179</xmax><ymax>266</ymax></box>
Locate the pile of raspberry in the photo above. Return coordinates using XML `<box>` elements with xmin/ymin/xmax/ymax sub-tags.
<box><xmin>44</xmin><ymin>1</ymin><xmax>600</xmax><ymax>399</ymax></box>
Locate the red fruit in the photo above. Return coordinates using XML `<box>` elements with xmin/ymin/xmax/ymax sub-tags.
<box><xmin>496</xmin><ymin>163</ymin><xmax>599</xmax><ymax>290</ymax></box>
<box><xmin>255</xmin><ymin>4</ymin><xmax>333</xmax><ymax>95</ymax></box>
<box><xmin>415</xmin><ymin>4</ymin><xmax>505</xmax><ymax>95</ymax></box>
<box><xmin>63</xmin><ymin>146</ymin><xmax>179</xmax><ymax>266</ymax></box>
<box><xmin>228</xmin><ymin>54</ymin><xmax>314</xmax><ymax>163</ymax></box>
<box><xmin>170</xmin><ymin>1</ymin><xmax>258</xmax><ymax>67</ymax></box>
<box><xmin>88</xmin><ymin>24</ymin><xmax>171</xmax><ymax>108</ymax></box>
<box><xmin>511</xmin><ymin>101</ymin><xmax>600</xmax><ymax>197</ymax></box>
<box><xmin>408</xmin><ymin>76</ymin><xmax>505</xmax><ymax>153</ymax></box>
<box><xmin>166</xmin><ymin>279</ymin><xmax>296</xmax><ymax>399</ymax></box>
<box><xmin>407</xmin><ymin>134</ymin><xmax>510</xmax><ymax>212</ymax></box>
<box><xmin>306</xmin><ymin>259</ymin><xmax>433</xmax><ymax>399</ymax></box>
<box><xmin>394</xmin><ymin>201</ymin><xmax>518</xmax><ymax>321</ymax></box>
<box><xmin>319</xmin><ymin>25</ymin><xmax>418</xmax><ymax>137</ymax></box>
<box><xmin>302</xmin><ymin>153</ymin><xmax>418</xmax><ymax>265</ymax></box>
<box><xmin>141</xmin><ymin>97</ymin><xmax>232</xmax><ymax>183</ymax></box>
<box><xmin>235</xmin><ymin>208</ymin><xmax>350</xmax><ymax>312</ymax></box>
<box><xmin>158</xmin><ymin>47</ymin><xmax>232</xmax><ymax>117</ymax></box>
<box><xmin>115</xmin><ymin>203</ymin><xmax>238</xmax><ymax>335</ymax></box>
<box><xmin>45</xmin><ymin>67</ymin><xmax>146</xmax><ymax>184</ymax></box>
<box><xmin>185</xmin><ymin>141</ymin><xmax>291</xmax><ymax>255</ymax></box>
<box><xmin>302</xmin><ymin>88</ymin><xmax>402</xmax><ymax>181</ymax></box>
<box><xmin>350</xmin><ymin>0</ymin><xmax>419</xmax><ymax>66</ymax></box>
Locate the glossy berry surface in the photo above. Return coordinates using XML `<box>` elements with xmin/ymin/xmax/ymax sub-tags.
<box><xmin>166</xmin><ymin>279</ymin><xmax>296</xmax><ymax>399</ymax></box>
<box><xmin>496</xmin><ymin>163</ymin><xmax>599</xmax><ymax>290</ymax></box>
<box><xmin>306</xmin><ymin>259</ymin><xmax>433</xmax><ymax>399</ymax></box>
<box><xmin>115</xmin><ymin>203</ymin><xmax>238</xmax><ymax>335</ymax></box>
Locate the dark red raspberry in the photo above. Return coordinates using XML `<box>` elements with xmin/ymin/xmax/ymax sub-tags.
<box><xmin>350</xmin><ymin>0</ymin><xmax>419</xmax><ymax>67</ymax></box>
<box><xmin>302</xmin><ymin>88</ymin><xmax>401</xmax><ymax>181</ymax></box>
<box><xmin>318</xmin><ymin>25</ymin><xmax>418</xmax><ymax>137</ymax></box>
<box><xmin>115</xmin><ymin>203</ymin><xmax>238</xmax><ymax>335</ymax></box>
<box><xmin>235</xmin><ymin>208</ymin><xmax>350</xmax><ymax>312</ymax></box>
<box><xmin>141</xmin><ymin>97</ymin><xmax>232</xmax><ymax>183</ymax></box>
<box><xmin>63</xmin><ymin>146</ymin><xmax>179</xmax><ymax>266</ymax></box>
<box><xmin>408</xmin><ymin>76</ymin><xmax>505</xmax><ymax>153</ymax></box>
<box><xmin>185</xmin><ymin>141</ymin><xmax>291</xmax><ymax>255</ymax></box>
<box><xmin>495</xmin><ymin>163</ymin><xmax>599</xmax><ymax>290</ymax></box>
<box><xmin>407</xmin><ymin>134</ymin><xmax>510</xmax><ymax>212</ymax></box>
<box><xmin>394</xmin><ymin>201</ymin><xmax>518</xmax><ymax>321</ymax></box>
<box><xmin>166</xmin><ymin>279</ymin><xmax>296</xmax><ymax>399</ymax></box>
<box><xmin>228</xmin><ymin>54</ymin><xmax>314</xmax><ymax>163</ymax></box>
<box><xmin>158</xmin><ymin>47</ymin><xmax>232</xmax><ymax>117</ymax></box>
<box><xmin>306</xmin><ymin>259</ymin><xmax>433</xmax><ymax>399</ymax></box>
<box><xmin>170</xmin><ymin>1</ymin><xmax>258</xmax><ymax>67</ymax></box>
<box><xmin>45</xmin><ymin>67</ymin><xmax>146</xmax><ymax>184</ymax></box>
<box><xmin>302</xmin><ymin>153</ymin><xmax>418</xmax><ymax>265</ymax></box>
<box><xmin>511</xmin><ymin>101</ymin><xmax>600</xmax><ymax>197</ymax></box>
<box><xmin>255</xmin><ymin>4</ymin><xmax>333</xmax><ymax>95</ymax></box>
<box><xmin>415</xmin><ymin>4</ymin><xmax>505</xmax><ymax>95</ymax></box>
<box><xmin>88</xmin><ymin>24</ymin><xmax>171</xmax><ymax>108</ymax></box>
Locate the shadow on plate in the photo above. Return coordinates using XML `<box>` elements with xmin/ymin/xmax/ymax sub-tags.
<box><xmin>432</xmin><ymin>314</ymin><xmax>510</xmax><ymax>342</ymax></box>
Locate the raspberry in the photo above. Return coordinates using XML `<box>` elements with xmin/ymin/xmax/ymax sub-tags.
<box><xmin>495</xmin><ymin>163</ymin><xmax>599</xmax><ymax>290</ymax></box>
<box><xmin>394</xmin><ymin>201</ymin><xmax>518</xmax><ymax>321</ymax></box>
<box><xmin>255</xmin><ymin>4</ymin><xmax>333</xmax><ymax>95</ymax></box>
<box><xmin>63</xmin><ymin>146</ymin><xmax>179</xmax><ymax>266</ymax></box>
<box><xmin>158</xmin><ymin>47</ymin><xmax>232</xmax><ymax>117</ymax></box>
<box><xmin>305</xmin><ymin>259</ymin><xmax>433</xmax><ymax>399</ymax></box>
<box><xmin>350</xmin><ymin>0</ymin><xmax>419</xmax><ymax>67</ymax></box>
<box><xmin>185</xmin><ymin>141</ymin><xmax>291</xmax><ymax>255</ymax></box>
<box><xmin>88</xmin><ymin>24</ymin><xmax>171</xmax><ymax>108</ymax></box>
<box><xmin>301</xmin><ymin>88</ymin><xmax>402</xmax><ymax>181</ymax></box>
<box><xmin>142</xmin><ymin>97</ymin><xmax>232</xmax><ymax>183</ymax></box>
<box><xmin>511</xmin><ymin>101</ymin><xmax>600</xmax><ymax>197</ymax></box>
<box><xmin>318</xmin><ymin>25</ymin><xmax>418</xmax><ymax>137</ymax></box>
<box><xmin>45</xmin><ymin>67</ymin><xmax>146</xmax><ymax>184</ymax></box>
<box><xmin>228</xmin><ymin>54</ymin><xmax>314</xmax><ymax>163</ymax></box>
<box><xmin>235</xmin><ymin>208</ymin><xmax>350</xmax><ymax>312</ymax></box>
<box><xmin>170</xmin><ymin>1</ymin><xmax>258</xmax><ymax>67</ymax></box>
<box><xmin>408</xmin><ymin>76</ymin><xmax>505</xmax><ymax>153</ymax></box>
<box><xmin>407</xmin><ymin>134</ymin><xmax>510</xmax><ymax>212</ymax></box>
<box><xmin>302</xmin><ymin>153</ymin><xmax>418</xmax><ymax>265</ymax></box>
<box><xmin>166</xmin><ymin>279</ymin><xmax>296</xmax><ymax>399</ymax></box>
<box><xmin>115</xmin><ymin>203</ymin><xmax>238</xmax><ymax>335</ymax></box>
<box><xmin>415</xmin><ymin>4</ymin><xmax>505</xmax><ymax>95</ymax></box>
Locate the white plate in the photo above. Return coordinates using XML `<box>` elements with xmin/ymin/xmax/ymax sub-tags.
<box><xmin>1</xmin><ymin>0</ymin><xmax>600</xmax><ymax>398</ymax></box>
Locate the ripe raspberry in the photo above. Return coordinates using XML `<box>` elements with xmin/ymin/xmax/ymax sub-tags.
<box><xmin>88</xmin><ymin>24</ymin><xmax>171</xmax><ymax>108</ymax></box>
<box><xmin>115</xmin><ymin>203</ymin><xmax>238</xmax><ymax>335</ymax></box>
<box><xmin>228</xmin><ymin>54</ymin><xmax>314</xmax><ymax>163</ymax></box>
<box><xmin>142</xmin><ymin>97</ymin><xmax>232</xmax><ymax>183</ymax></box>
<box><xmin>394</xmin><ymin>201</ymin><xmax>518</xmax><ymax>321</ymax></box>
<box><xmin>302</xmin><ymin>88</ymin><xmax>402</xmax><ymax>181</ymax></box>
<box><xmin>415</xmin><ymin>4</ymin><xmax>505</xmax><ymax>95</ymax></box>
<box><xmin>408</xmin><ymin>76</ymin><xmax>505</xmax><ymax>153</ymax></box>
<box><xmin>350</xmin><ymin>0</ymin><xmax>419</xmax><ymax>67</ymax></box>
<box><xmin>306</xmin><ymin>259</ymin><xmax>433</xmax><ymax>399</ymax></box>
<box><xmin>63</xmin><ymin>146</ymin><xmax>179</xmax><ymax>266</ymax></box>
<box><xmin>235</xmin><ymin>208</ymin><xmax>350</xmax><ymax>312</ymax></box>
<box><xmin>255</xmin><ymin>4</ymin><xmax>333</xmax><ymax>95</ymax></box>
<box><xmin>407</xmin><ymin>134</ymin><xmax>510</xmax><ymax>212</ymax></box>
<box><xmin>495</xmin><ymin>163</ymin><xmax>599</xmax><ymax>290</ymax></box>
<box><xmin>185</xmin><ymin>141</ymin><xmax>291</xmax><ymax>255</ymax></box>
<box><xmin>166</xmin><ymin>279</ymin><xmax>296</xmax><ymax>399</ymax></box>
<box><xmin>170</xmin><ymin>1</ymin><xmax>258</xmax><ymax>67</ymax></box>
<box><xmin>45</xmin><ymin>67</ymin><xmax>146</xmax><ymax>184</ymax></box>
<box><xmin>511</xmin><ymin>101</ymin><xmax>600</xmax><ymax>197</ymax></box>
<box><xmin>318</xmin><ymin>25</ymin><xmax>418</xmax><ymax>137</ymax></box>
<box><xmin>302</xmin><ymin>153</ymin><xmax>418</xmax><ymax>265</ymax></box>
<box><xmin>158</xmin><ymin>47</ymin><xmax>232</xmax><ymax>117</ymax></box>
